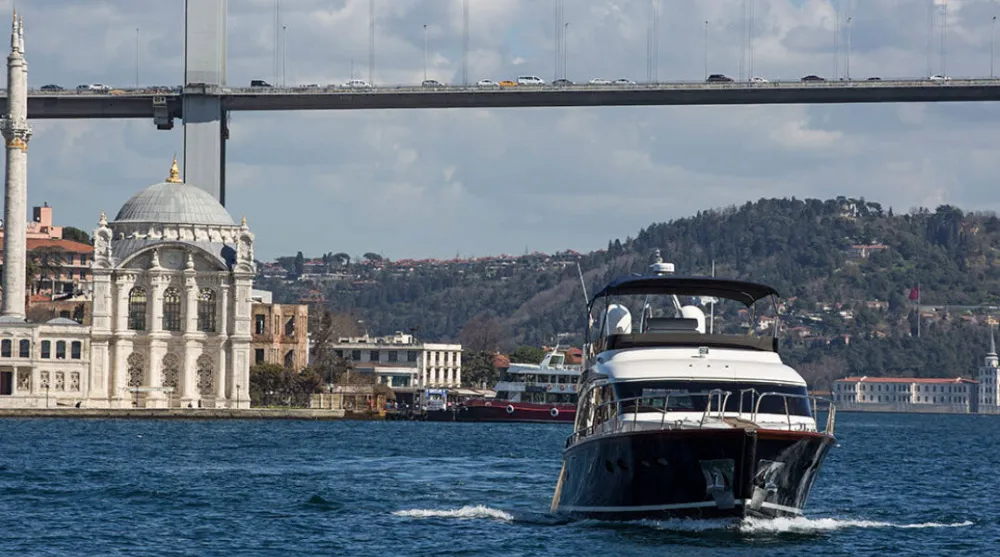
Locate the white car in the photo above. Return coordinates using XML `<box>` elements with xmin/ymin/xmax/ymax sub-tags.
<box><xmin>928</xmin><ymin>74</ymin><xmax>951</xmax><ymax>82</ymax></box>
<box><xmin>516</xmin><ymin>75</ymin><xmax>544</xmax><ymax>86</ymax></box>
<box><xmin>589</xmin><ymin>78</ymin><xmax>611</xmax><ymax>85</ymax></box>
<box><xmin>343</xmin><ymin>79</ymin><xmax>371</xmax><ymax>88</ymax></box>
<box><xmin>613</xmin><ymin>78</ymin><xmax>635</xmax><ymax>85</ymax></box>
<box><xmin>476</xmin><ymin>79</ymin><xmax>499</xmax><ymax>88</ymax></box>
<box><xmin>749</xmin><ymin>76</ymin><xmax>769</xmax><ymax>83</ymax></box>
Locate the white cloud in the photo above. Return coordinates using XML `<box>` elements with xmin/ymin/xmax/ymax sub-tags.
<box><xmin>6</xmin><ymin>0</ymin><xmax>1000</xmax><ymax>259</ymax></box>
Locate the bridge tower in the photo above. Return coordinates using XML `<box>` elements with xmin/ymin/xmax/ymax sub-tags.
<box><xmin>183</xmin><ymin>0</ymin><xmax>228</xmax><ymax>205</ymax></box>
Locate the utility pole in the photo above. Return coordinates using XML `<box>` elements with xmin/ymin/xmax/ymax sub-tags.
<box><xmin>704</xmin><ymin>21</ymin><xmax>709</xmax><ymax>80</ymax></box>
<box><xmin>846</xmin><ymin>16</ymin><xmax>852</xmax><ymax>80</ymax></box>
<box><xmin>563</xmin><ymin>22</ymin><xmax>569</xmax><ymax>79</ymax></box>
<box><xmin>422</xmin><ymin>24</ymin><xmax>428</xmax><ymax>81</ymax></box>
<box><xmin>993</xmin><ymin>16</ymin><xmax>997</xmax><ymax>78</ymax></box>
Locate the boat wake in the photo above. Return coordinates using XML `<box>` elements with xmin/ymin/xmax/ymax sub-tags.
<box><xmin>393</xmin><ymin>505</ymin><xmax>974</xmax><ymax>534</ymax></box>
<box><xmin>393</xmin><ymin>505</ymin><xmax>514</xmax><ymax>521</ymax></box>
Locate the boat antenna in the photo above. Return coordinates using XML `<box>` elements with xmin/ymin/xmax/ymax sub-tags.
<box><xmin>649</xmin><ymin>249</ymin><xmax>682</xmax><ymax>316</ymax></box>
<box><xmin>575</xmin><ymin>262</ymin><xmax>589</xmax><ymax>305</ymax></box>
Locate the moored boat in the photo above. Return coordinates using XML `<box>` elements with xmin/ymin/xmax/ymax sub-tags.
<box><xmin>550</xmin><ymin>252</ymin><xmax>836</xmax><ymax>520</ymax></box>
<box><xmin>425</xmin><ymin>349</ymin><xmax>580</xmax><ymax>423</ymax></box>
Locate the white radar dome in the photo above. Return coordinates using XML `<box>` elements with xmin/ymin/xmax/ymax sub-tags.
<box><xmin>603</xmin><ymin>304</ymin><xmax>633</xmax><ymax>335</ymax></box>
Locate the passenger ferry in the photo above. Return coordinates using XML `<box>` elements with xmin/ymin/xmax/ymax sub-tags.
<box><xmin>425</xmin><ymin>349</ymin><xmax>581</xmax><ymax>423</ymax></box>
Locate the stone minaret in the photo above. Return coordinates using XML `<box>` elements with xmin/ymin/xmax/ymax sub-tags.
<box><xmin>1</xmin><ymin>12</ymin><xmax>29</xmax><ymax>319</ymax></box>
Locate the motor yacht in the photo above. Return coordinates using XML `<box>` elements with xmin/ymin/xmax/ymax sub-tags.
<box><xmin>550</xmin><ymin>252</ymin><xmax>836</xmax><ymax>520</ymax></box>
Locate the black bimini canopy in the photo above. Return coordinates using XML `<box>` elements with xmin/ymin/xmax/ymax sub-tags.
<box><xmin>589</xmin><ymin>275</ymin><xmax>780</xmax><ymax>307</ymax></box>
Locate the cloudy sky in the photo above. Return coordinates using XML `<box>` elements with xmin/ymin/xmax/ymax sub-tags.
<box><xmin>9</xmin><ymin>0</ymin><xmax>1000</xmax><ymax>260</ymax></box>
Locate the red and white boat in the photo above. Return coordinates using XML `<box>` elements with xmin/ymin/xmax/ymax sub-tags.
<box><xmin>425</xmin><ymin>349</ymin><xmax>580</xmax><ymax>423</ymax></box>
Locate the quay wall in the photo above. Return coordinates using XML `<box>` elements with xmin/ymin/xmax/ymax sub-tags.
<box><xmin>0</xmin><ymin>408</ymin><xmax>354</xmax><ymax>420</ymax></box>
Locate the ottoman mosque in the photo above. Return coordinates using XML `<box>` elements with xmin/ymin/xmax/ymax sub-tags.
<box><xmin>0</xmin><ymin>13</ymin><xmax>255</xmax><ymax>408</ymax></box>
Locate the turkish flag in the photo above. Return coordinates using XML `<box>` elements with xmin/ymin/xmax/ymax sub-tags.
<box><xmin>908</xmin><ymin>286</ymin><xmax>920</xmax><ymax>301</ymax></box>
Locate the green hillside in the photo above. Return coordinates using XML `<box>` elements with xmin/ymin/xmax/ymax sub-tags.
<box><xmin>257</xmin><ymin>197</ymin><xmax>1000</xmax><ymax>388</ymax></box>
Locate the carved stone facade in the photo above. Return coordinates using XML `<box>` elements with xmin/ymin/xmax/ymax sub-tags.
<box><xmin>0</xmin><ymin>163</ymin><xmax>256</xmax><ymax>409</ymax></box>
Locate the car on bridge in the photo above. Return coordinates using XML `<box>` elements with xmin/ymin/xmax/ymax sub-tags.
<box><xmin>749</xmin><ymin>76</ymin><xmax>769</xmax><ymax>83</ymax></box>
<box><xmin>250</xmin><ymin>79</ymin><xmax>272</xmax><ymax>88</ymax></box>
<box><xmin>499</xmin><ymin>80</ymin><xmax>517</xmax><ymax>87</ymax></box>
<box><xmin>588</xmin><ymin>78</ymin><xmax>611</xmax><ymax>85</ymax></box>
<box><xmin>40</xmin><ymin>84</ymin><xmax>63</xmax><ymax>91</ymax></box>
<box><xmin>77</xmin><ymin>83</ymin><xmax>111</xmax><ymax>92</ymax></box>
<box><xmin>421</xmin><ymin>79</ymin><xmax>444</xmax><ymax>88</ymax></box>
<box><xmin>706</xmin><ymin>74</ymin><xmax>733</xmax><ymax>83</ymax></box>
<box><xmin>516</xmin><ymin>76</ymin><xmax>544</xmax><ymax>86</ymax></box>
<box><xmin>552</xmin><ymin>79</ymin><xmax>574</xmax><ymax>86</ymax></box>
<box><xmin>801</xmin><ymin>75</ymin><xmax>826</xmax><ymax>82</ymax></box>
<box><xmin>928</xmin><ymin>74</ymin><xmax>951</xmax><ymax>82</ymax></box>
<box><xmin>344</xmin><ymin>79</ymin><xmax>371</xmax><ymax>88</ymax></box>
<box><xmin>613</xmin><ymin>78</ymin><xmax>636</xmax><ymax>85</ymax></box>
<box><xmin>477</xmin><ymin>79</ymin><xmax>499</xmax><ymax>88</ymax></box>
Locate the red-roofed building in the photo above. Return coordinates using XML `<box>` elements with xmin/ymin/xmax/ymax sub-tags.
<box><xmin>833</xmin><ymin>376</ymin><xmax>978</xmax><ymax>413</ymax></box>
<box><xmin>0</xmin><ymin>237</ymin><xmax>94</xmax><ymax>298</ymax></box>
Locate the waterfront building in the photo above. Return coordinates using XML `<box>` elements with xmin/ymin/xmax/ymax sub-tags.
<box><xmin>250</xmin><ymin>292</ymin><xmax>309</xmax><ymax>371</ymax></box>
<box><xmin>976</xmin><ymin>328</ymin><xmax>999</xmax><ymax>411</ymax></box>
<box><xmin>329</xmin><ymin>331</ymin><xmax>462</xmax><ymax>388</ymax></box>
<box><xmin>0</xmin><ymin>16</ymin><xmax>256</xmax><ymax>408</ymax></box>
<box><xmin>832</xmin><ymin>376</ymin><xmax>978</xmax><ymax>413</ymax></box>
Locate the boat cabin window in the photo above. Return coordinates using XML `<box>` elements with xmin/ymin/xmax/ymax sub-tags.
<box><xmin>613</xmin><ymin>381</ymin><xmax>812</xmax><ymax>417</ymax></box>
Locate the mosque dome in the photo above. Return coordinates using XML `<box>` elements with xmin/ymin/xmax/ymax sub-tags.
<box><xmin>112</xmin><ymin>158</ymin><xmax>235</xmax><ymax>226</ymax></box>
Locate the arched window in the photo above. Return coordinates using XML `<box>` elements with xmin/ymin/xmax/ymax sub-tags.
<box><xmin>284</xmin><ymin>350</ymin><xmax>295</xmax><ymax>369</ymax></box>
<box><xmin>71</xmin><ymin>341</ymin><xmax>82</xmax><ymax>360</ymax></box>
<box><xmin>162</xmin><ymin>353</ymin><xmax>180</xmax><ymax>389</ymax></box>
<box><xmin>0</xmin><ymin>339</ymin><xmax>10</xmax><ymax>358</ymax></box>
<box><xmin>197</xmin><ymin>354</ymin><xmax>214</xmax><ymax>396</ymax></box>
<box><xmin>41</xmin><ymin>340</ymin><xmax>51</xmax><ymax>359</ymax></box>
<box><xmin>128</xmin><ymin>287</ymin><xmax>147</xmax><ymax>331</ymax></box>
<box><xmin>56</xmin><ymin>341</ymin><xmax>66</xmax><ymax>359</ymax></box>
<box><xmin>197</xmin><ymin>288</ymin><xmax>217</xmax><ymax>332</ymax></box>
<box><xmin>162</xmin><ymin>287</ymin><xmax>182</xmax><ymax>331</ymax></box>
<box><xmin>18</xmin><ymin>339</ymin><xmax>29</xmax><ymax>358</ymax></box>
<box><xmin>127</xmin><ymin>353</ymin><xmax>145</xmax><ymax>387</ymax></box>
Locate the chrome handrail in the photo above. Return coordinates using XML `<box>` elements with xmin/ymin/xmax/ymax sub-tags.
<box><xmin>565</xmin><ymin>390</ymin><xmax>836</xmax><ymax>447</ymax></box>
<box><xmin>752</xmin><ymin>392</ymin><xmax>836</xmax><ymax>435</ymax></box>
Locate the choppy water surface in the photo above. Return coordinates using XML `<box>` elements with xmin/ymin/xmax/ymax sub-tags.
<box><xmin>0</xmin><ymin>413</ymin><xmax>993</xmax><ymax>556</ymax></box>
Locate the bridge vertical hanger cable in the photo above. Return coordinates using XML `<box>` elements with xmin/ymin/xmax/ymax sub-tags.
<box><xmin>740</xmin><ymin>0</ymin><xmax>745</xmax><ymax>81</ymax></box>
<box><xmin>652</xmin><ymin>0</ymin><xmax>658</xmax><ymax>82</ymax></box>
<box><xmin>832</xmin><ymin>0</ymin><xmax>839</xmax><ymax>79</ymax></box>
<box><xmin>369</xmin><ymin>0</ymin><xmax>375</xmax><ymax>86</ymax></box>
<box><xmin>940</xmin><ymin>1</ymin><xmax>947</xmax><ymax>76</ymax></box>
<box><xmin>747</xmin><ymin>0</ymin><xmax>756</xmax><ymax>78</ymax></box>
<box><xmin>462</xmin><ymin>0</ymin><xmax>468</xmax><ymax>85</ymax></box>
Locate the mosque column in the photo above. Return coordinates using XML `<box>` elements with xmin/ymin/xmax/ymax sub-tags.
<box><xmin>110</xmin><ymin>275</ymin><xmax>133</xmax><ymax>407</ymax></box>
<box><xmin>179</xmin><ymin>260</ymin><xmax>199</xmax><ymax>407</ymax></box>
<box><xmin>218</xmin><ymin>282</ymin><xmax>230</xmax><ymax>404</ymax></box>
<box><xmin>145</xmin><ymin>267</ymin><xmax>167</xmax><ymax>407</ymax></box>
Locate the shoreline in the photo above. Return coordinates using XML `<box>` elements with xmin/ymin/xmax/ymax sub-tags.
<box><xmin>0</xmin><ymin>408</ymin><xmax>382</xmax><ymax>420</ymax></box>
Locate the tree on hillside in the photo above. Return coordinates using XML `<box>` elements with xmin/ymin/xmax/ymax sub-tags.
<box><xmin>62</xmin><ymin>227</ymin><xmax>90</xmax><ymax>244</ymax></box>
<box><xmin>458</xmin><ymin>313</ymin><xmax>509</xmax><ymax>352</ymax></box>
<box><xmin>307</xmin><ymin>310</ymin><xmax>359</xmax><ymax>383</ymax></box>
<box><xmin>509</xmin><ymin>345</ymin><xmax>547</xmax><ymax>364</ymax></box>
<box><xmin>294</xmin><ymin>251</ymin><xmax>305</xmax><ymax>277</ymax></box>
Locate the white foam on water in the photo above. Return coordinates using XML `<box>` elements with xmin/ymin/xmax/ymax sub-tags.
<box><xmin>738</xmin><ymin>517</ymin><xmax>974</xmax><ymax>534</ymax></box>
<box><xmin>393</xmin><ymin>505</ymin><xmax>514</xmax><ymax>521</ymax></box>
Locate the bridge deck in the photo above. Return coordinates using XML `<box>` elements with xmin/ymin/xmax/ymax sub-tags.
<box><xmin>8</xmin><ymin>79</ymin><xmax>1000</xmax><ymax>119</ymax></box>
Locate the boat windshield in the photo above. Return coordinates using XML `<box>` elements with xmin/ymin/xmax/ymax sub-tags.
<box><xmin>613</xmin><ymin>380</ymin><xmax>812</xmax><ymax>417</ymax></box>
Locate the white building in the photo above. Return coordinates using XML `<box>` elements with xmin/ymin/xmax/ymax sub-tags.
<box><xmin>330</xmin><ymin>331</ymin><xmax>462</xmax><ymax>388</ymax></box>
<box><xmin>0</xmin><ymin>17</ymin><xmax>256</xmax><ymax>408</ymax></box>
<box><xmin>833</xmin><ymin>376</ymin><xmax>978</xmax><ymax>413</ymax></box>
<box><xmin>976</xmin><ymin>328</ymin><xmax>999</xmax><ymax>410</ymax></box>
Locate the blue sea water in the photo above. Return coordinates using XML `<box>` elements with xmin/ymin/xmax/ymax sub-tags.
<box><xmin>0</xmin><ymin>412</ymin><xmax>992</xmax><ymax>557</ymax></box>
